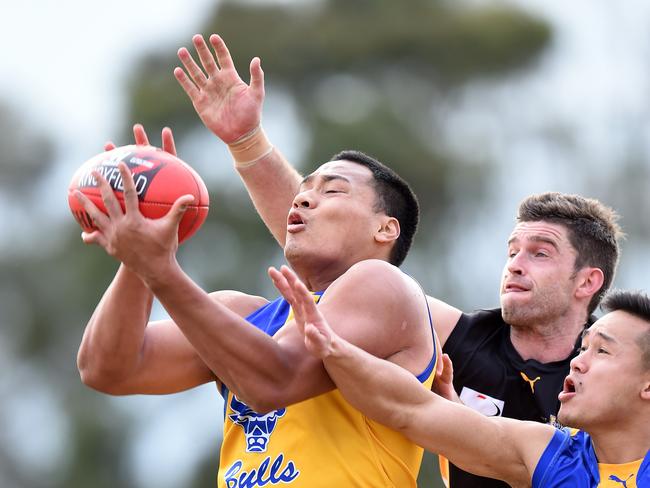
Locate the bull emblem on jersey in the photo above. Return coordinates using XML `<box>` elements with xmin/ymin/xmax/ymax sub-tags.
<box><xmin>229</xmin><ymin>396</ymin><xmax>286</xmax><ymax>453</ymax></box>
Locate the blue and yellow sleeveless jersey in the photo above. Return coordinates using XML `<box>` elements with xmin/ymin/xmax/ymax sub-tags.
<box><xmin>216</xmin><ymin>292</ymin><xmax>437</xmax><ymax>488</ymax></box>
<box><xmin>533</xmin><ymin>428</ymin><xmax>650</xmax><ymax>487</ymax></box>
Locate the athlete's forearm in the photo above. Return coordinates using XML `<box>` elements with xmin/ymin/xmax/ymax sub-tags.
<box><xmin>77</xmin><ymin>265</ymin><xmax>154</xmax><ymax>390</ymax></box>
<box><xmin>323</xmin><ymin>335</ymin><xmax>434</xmax><ymax>435</ymax></box>
<box><xmin>147</xmin><ymin>261</ymin><xmax>298</xmax><ymax>412</ymax></box>
<box><xmin>233</xmin><ymin>133</ymin><xmax>301</xmax><ymax>247</ymax></box>
<box><xmin>322</xmin><ymin>334</ymin><xmax>542</xmax><ymax>485</ymax></box>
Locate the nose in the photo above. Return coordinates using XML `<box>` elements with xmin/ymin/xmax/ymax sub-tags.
<box><xmin>292</xmin><ymin>189</ymin><xmax>315</xmax><ymax>209</ymax></box>
<box><xmin>506</xmin><ymin>252</ymin><xmax>525</xmax><ymax>276</ymax></box>
<box><xmin>569</xmin><ymin>350</ymin><xmax>588</xmax><ymax>373</ymax></box>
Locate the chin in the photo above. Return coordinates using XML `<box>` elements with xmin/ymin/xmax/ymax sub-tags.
<box><xmin>557</xmin><ymin>408</ymin><xmax>583</xmax><ymax>430</ymax></box>
<box><xmin>501</xmin><ymin>306</ymin><xmax>532</xmax><ymax>328</ymax></box>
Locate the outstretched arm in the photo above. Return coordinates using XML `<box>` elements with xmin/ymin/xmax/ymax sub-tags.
<box><xmin>273</xmin><ymin>265</ymin><xmax>553</xmax><ymax>486</ymax></box>
<box><xmin>175</xmin><ymin>34</ymin><xmax>300</xmax><ymax>245</ymax></box>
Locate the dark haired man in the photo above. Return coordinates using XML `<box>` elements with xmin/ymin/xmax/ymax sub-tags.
<box><xmin>279</xmin><ymin>276</ymin><xmax>650</xmax><ymax>487</ymax></box>
<box><xmin>173</xmin><ymin>33</ymin><xmax>624</xmax><ymax>486</ymax></box>
<box><xmin>76</xmin><ymin>138</ymin><xmax>438</xmax><ymax>485</ymax></box>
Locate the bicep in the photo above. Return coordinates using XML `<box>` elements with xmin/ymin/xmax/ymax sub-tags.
<box><xmin>111</xmin><ymin>293</ymin><xmax>266</xmax><ymax>395</ymax></box>
<box><xmin>108</xmin><ymin>320</ymin><xmax>216</xmax><ymax>395</ymax></box>
<box><xmin>408</xmin><ymin>399</ymin><xmax>551</xmax><ymax>485</ymax></box>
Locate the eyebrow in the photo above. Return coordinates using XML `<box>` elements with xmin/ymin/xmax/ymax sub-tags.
<box><xmin>299</xmin><ymin>173</ymin><xmax>351</xmax><ymax>188</ymax></box>
<box><xmin>507</xmin><ymin>235</ymin><xmax>560</xmax><ymax>251</ymax></box>
<box><xmin>581</xmin><ymin>329</ymin><xmax>618</xmax><ymax>344</ymax></box>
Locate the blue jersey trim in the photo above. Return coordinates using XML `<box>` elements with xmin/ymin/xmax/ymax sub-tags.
<box><xmin>243</xmin><ymin>287</ymin><xmax>434</xmax><ymax>384</ymax></box>
<box><xmin>221</xmin><ymin>384</ymin><xmax>230</xmax><ymax>418</ymax></box>
<box><xmin>532</xmin><ymin>427</ymin><xmax>570</xmax><ymax>487</ymax></box>
<box><xmin>415</xmin><ymin>290</ymin><xmax>437</xmax><ymax>383</ymax></box>
<box><xmin>640</xmin><ymin>451</ymin><xmax>650</xmax><ymax>486</ymax></box>
<box><xmin>244</xmin><ymin>291</ymin><xmax>325</xmax><ymax>337</ymax></box>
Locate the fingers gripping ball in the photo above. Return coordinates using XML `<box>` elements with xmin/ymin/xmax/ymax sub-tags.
<box><xmin>68</xmin><ymin>145</ymin><xmax>209</xmax><ymax>243</ymax></box>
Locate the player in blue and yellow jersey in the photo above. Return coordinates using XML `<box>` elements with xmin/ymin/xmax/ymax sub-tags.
<box><xmin>75</xmin><ymin>125</ymin><xmax>438</xmax><ymax>485</ymax></box>
<box><xmin>283</xmin><ymin>280</ymin><xmax>650</xmax><ymax>487</ymax></box>
<box><xmin>169</xmin><ymin>33</ymin><xmax>625</xmax><ymax>487</ymax></box>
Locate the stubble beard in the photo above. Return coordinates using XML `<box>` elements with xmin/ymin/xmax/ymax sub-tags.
<box><xmin>501</xmin><ymin>287</ymin><xmax>572</xmax><ymax>330</ymax></box>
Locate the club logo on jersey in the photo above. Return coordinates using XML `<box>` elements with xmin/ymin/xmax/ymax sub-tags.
<box><xmin>609</xmin><ymin>474</ymin><xmax>634</xmax><ymax>487</ymax></box>
<box><xmin>460</xmin><ymin>387</ymin><xmax>505</xmax><ymax>417</ymax></box>
<box><xmin>229</xmin><ymin>396</ymin><xmax>286</xmax><ymax>453</ymax></box>
<box><xmin>77</xmin><ymin>150</ymin><xmax>164</xmax><ymax>200</ymax></box>
<box><xmin>520</xmin><ymin>372</ymin><xmax>541</xmax><ymax>393</ymax></box>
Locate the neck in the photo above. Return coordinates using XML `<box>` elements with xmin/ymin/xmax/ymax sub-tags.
<box><xmin>290</xmin><ymin>260</ymin><xmax>348</xmax><ymax>292</ymax></box>
<box><xmin>589</xmin><ymin>422</ymin><xmax>650</xmax><ymax>464</ymax></box>
<box><xmin>509</xmin><ymin>310</ymin><xmax>587</xmax><ymax>362</ymax></box>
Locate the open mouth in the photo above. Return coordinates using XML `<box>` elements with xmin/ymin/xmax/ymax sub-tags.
<box><xmin>563</xmin><ymin>377</ymin><xmax>576</xmax><ymax>393</ymax></box>
<box><xmin>287</xmin><ymin>211</ymin><xmax>306</xmax><ymax>232</ymax></box>
<box><xmin>558</xmin><ymin>377</ymin><xmax>577</xmax><ymax>402</ymax></box>
<box><xmin>288</xmin><ymin>213</ymin><xmax>303</xmax><ymax>225</ymax></box>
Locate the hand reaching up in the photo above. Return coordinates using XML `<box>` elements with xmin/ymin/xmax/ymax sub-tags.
<box><xmin>268</xmin><ymin>265</ymin><xmax>337</xmax><ymax>359</ymax></box>
<box><xmin>175</xmin><ymin>34</ymin><xmax>264</xmax><ymax>144</ymax></box>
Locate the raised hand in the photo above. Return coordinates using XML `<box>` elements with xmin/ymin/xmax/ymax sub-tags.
<box><xmin>104</xmin><ymin>124</ymin><xmax>178</xmax><ymax>155</ymax></box>
<box><xmin>74</xmin><ymin>162</ymin><xmax>193</xmax><ymax>283</ymax></box>
<box><xmin>175</xmin><ymin>34</ymin><xmax>264</xmax><ymax>144</ymax></box>
<box><xmin>268</xmin><ymin>265</ymin><xmax>336</xmax><ymax>359</ymax></box>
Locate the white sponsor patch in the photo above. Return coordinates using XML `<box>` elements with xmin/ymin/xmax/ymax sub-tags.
<box><xmin>460</xmin><ymin>387</ymin><xmax>505</xmax><ymax>417</ymax></box>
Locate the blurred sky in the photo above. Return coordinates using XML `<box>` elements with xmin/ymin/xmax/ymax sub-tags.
<box><xmin>1</xmin><ymin>0</ymin><xmax>648</xmax><ymax>487</ymax></box>
<box><xmin>0</xmin><ymin>0</ymin><xmax>214</xmax><ymax>143</ymax></box>
<box><xmin>421</xmin><ymin>0</ymin><xmax>650</xmax><ymax>308</ymax></box>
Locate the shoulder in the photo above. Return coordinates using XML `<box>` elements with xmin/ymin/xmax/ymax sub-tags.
<box><xmin>209</xmin><ymin>290</ymin><xmax>269</xmax><ymax>317</ymax></box>
<box><xmin>317</xmin><ymin>260</ymin><xmax>430</xmax><ymax>355</ymax></box>
<box><xmin>443</xmin><ymin>308</ymin><xmax>505</xmax><ymax>352</ymax></box>
<box><xmin>530</xmin><ymin>428</ymin><xmax>589</xmax><ymax>487</ymax></box>
<box><xmin>457</xmin><ymin>308</ymin><xmax>505</xmax><ymax>332</ymax></box>
<box><xmin>339</xmin><ymin>258</ymin><xmax>414</xmax><ymax>289</ymax></box>
<box><xmin>493</xmin><ymin>418</ymin><xmax>557</xmax><ymax>486</ymax></box>
<box><xmin>325</xmin><ymin>259</ymin><xmax>422</xmax><ymax>308</ymax></box>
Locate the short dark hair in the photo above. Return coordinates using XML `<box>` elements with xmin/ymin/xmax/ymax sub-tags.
<box><xmin>329</xmin><ymin>150</ymin><xmax>419</xmax><ymax>266</ymax></box>
<box><xmin>517</xmin><ymin>192</ymin><xmax>623</xmax><ymax>314</ymax></box>
<box><xmin>601</xmin><ymin>289</ymin><xmax>650</xmax><ymax>370</ymax></box>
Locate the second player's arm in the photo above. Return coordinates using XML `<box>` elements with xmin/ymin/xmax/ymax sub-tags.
<box><xmin>324</xmin><ymin>337</ymin><xmax>551</xmax><ymax>484</ymax></box>
<box><xmin>284</xmin><ymin>268</ymin><xmax>552</xmax><ymax>486</ymax></box>
<box><xmin>175</xmin><ymin>33</ymin><xmax>301</xmax><ymax>246</ymax></box>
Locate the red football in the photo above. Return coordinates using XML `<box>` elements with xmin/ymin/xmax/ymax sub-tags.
<box><xmin>68</xmin><ymin>145</ymin><xmax>209</xmax><ymax>243</ymax></box>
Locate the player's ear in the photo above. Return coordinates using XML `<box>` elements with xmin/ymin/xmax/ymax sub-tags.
<box><xmin>641</xmin><ymin>376</ymin><xmax>650</xmax><ymax>401</ymax></box>
<box><xmin>375</xmin><ymin>216</ymin><xmax>400</xmax><ymax>244</ymax></box>
<box><xmin>574</xmin><ymin>267</ymin><xmax>604</xmax><ymax>300</ymax></box>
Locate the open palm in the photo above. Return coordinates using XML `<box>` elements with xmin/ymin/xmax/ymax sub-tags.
<box><xmin>175</xmin><ymin>34</ymin><xmax>264</xmax><ymax>144</ymax></box>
